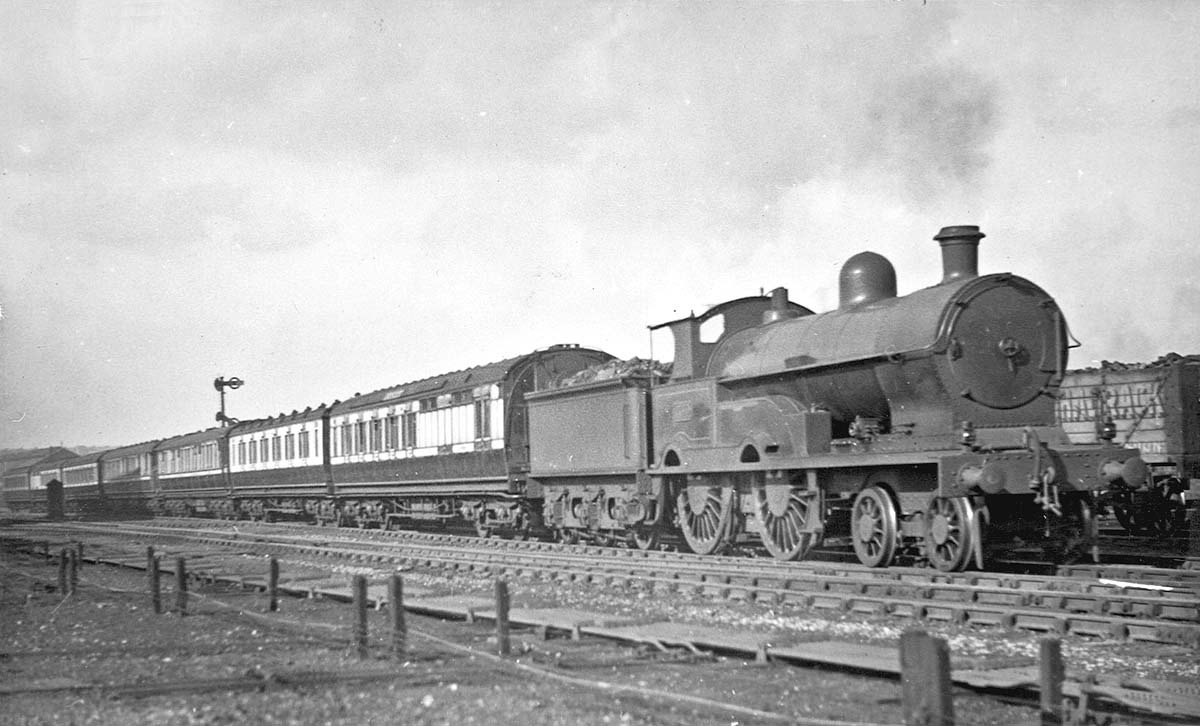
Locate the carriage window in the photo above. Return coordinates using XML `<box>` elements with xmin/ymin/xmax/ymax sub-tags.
<box><xmin>402</xmin><ymin>411</ymin><xmax>417</xmax><ymax>448</ymax></box>
<box><xmin>370</xmin><ymin>418</ymin><xmax>383</xmax><ymax>451</ymax></box>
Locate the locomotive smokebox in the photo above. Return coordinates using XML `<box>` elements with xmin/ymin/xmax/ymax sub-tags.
<box><xmin>934</xmin><ymin>225</ymin><xmax>984</xmax><ymax>284</ymax></box>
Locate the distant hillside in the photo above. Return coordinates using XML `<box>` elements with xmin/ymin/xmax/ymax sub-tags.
<box><xmin>0</xmin><ymin>445</ymin><xmax>110</xmax><ymax>459</ymax></box>
<box><xmin>67</xmin><ymin>446</ymin><xmax>114</xmax><ymax>456</ymax></box>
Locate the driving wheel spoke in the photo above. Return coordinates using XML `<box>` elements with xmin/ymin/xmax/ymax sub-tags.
<box><xmin>676</xmin><ymin>484</ymin><xmax>734</xmax><ymax>556</ymax></box>
<box><xmin>756</xmin><ymin>483</ymin><xmax>816</xmax><ymax>561</ymax></box>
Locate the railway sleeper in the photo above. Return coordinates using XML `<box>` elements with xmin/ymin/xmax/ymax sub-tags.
<box><xmin>973</xmin><ymin>590</ymin><xmax>1030</xmax><ymax>607</ymax></box>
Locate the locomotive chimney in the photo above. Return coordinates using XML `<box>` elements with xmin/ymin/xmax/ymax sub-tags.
<box><xmin>762</xmin><ymin>287</ymin><xmax>802</xmax><ymax>324</ymax></box>
<box><xmin>934</xmin><ymin>225</ymin><xmax>984</xmax><ymax>284</ymax></box>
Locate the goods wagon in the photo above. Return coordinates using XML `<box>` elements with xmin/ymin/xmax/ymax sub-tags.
<box><xmin>1057</xmin><ymin>355</ymin><xmax>1200</xmax><ymax>533</ymax></box>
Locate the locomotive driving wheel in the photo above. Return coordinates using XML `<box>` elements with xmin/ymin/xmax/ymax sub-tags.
<box><xmin>924</xmin><ymin>496</ymin><xmax>976</xmax><ymax>572</ymax></box>
<box><xmin>754</xmin><ymin>479</ymin><xmax>817</xmax><ymax>561</ymax></box>
<box><xmin>676</xmin><ymin>481</ymin><xmax>736</xmax><ymax>556</ymax></box>
<box><xmin>851</xmin><ymin>485</ymin><xmax>899</xmax><ymax>567</ymax></box>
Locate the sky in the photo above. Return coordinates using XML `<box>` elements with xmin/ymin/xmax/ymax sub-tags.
<box><xmin>3</xmin><ymin>1</ymin><xmax>1199</xmax><ymax>450</ymax></box>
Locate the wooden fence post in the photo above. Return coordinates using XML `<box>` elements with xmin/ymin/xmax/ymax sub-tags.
<box><xmin>353</xmin><ymin>575</ymin><xmax>369</xmax><ymax>659</ymax></box>
<box><xmin>57</xmin><ymin>549</ymin><xmax>68</xmax><ymax>596</ymax></box>
<box><xmin>495</xmin><ymin>577</ymin><xmax>511</xmax><ymax>656</ymax></box>
<box><xmin>267</xmin><ymin>557</ymin><xmax>280</xmax><ymax>612</ymax></box>
<box><xmin>390</xmin><ymin>574</ymin><xmax>406</xmax><ymax>658</ymax></box>
<box><xmin>1040</xmin><ymin>637</ymin><xmax>1064</xmax><ymax>726</ymax></box>
<box><xmin>174</xmin><ymin>557</ymin><xmax>187</xmax><ymax>617</ymax></box>
<box><xmin>147</xmin><ymin>548</ymin><xmax>161</xmax><ymax>614</ymax></box>
<box><xmin>68</xmin><ymin>548</ymin><xmax>79</xmax><ymax>595</ymax></box>
<box><xmin>900</xmin><ymin>629</ymin><xmax>954</xmax><ymax>726</ymax></box>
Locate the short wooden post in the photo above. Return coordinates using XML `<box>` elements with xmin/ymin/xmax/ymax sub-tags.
<box><xmin>494</xmin><ymin>577</ymin><xmax>511</xmax><ymax>656</ymax></box>
<box><xmin>267</xmin><ymin>557</ymin><xmax>280</xmax><ymax>612</ymax></box>
<box><xmin>900</xmin><ymin>629</ymin><xmax>954</xmax><ymax>726</ymax></box>
<box><xmin>146</xmin><ymin>548</ymin><xmax>161</xmax><ymax>614</ymax></box>
<box><xmin>1188</xmin><ymin>504</ymin><xmax>1200</xmax><ymax>558</ymax></box>
<box><xmin>353</xmin><ymin>575</ymin><xmax>369</xmax><ymax>659</ymax></box>
<box><xmin>57</xmin><ymin>549</ymin><xmax>69</xmax><ymax>595</ymax></box>
<box><xmin>74</xmin><ymin>541</ymin><xmax>84</xmax><ymax>564</ymax></box>
<box><xmin>1040</xmin><ymin>637</ymin><xmax>1064</xmax><ymax>726</ymax></box>
<box><xmin>68</xmin><ymin>548</ymin><xmax>79</xmax><ymax>595</ymax></box>
<box><xmin>41</xmin><ymin>541</ymin><xmax>50</xmax><ymax>560</ymax></box>
<box><xmin>390</xmin><ymin>574</ymin><xmax>406</xmax><ymax>657</ymax></box>
<box><xmin>174</xmin><ymin>557</ymin><xmax>187</xmax><ymax>616</ymax></box>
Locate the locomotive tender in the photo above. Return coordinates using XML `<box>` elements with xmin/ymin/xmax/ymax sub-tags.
<box><xmin>529</xmin><ymin>226</ymin><xmax>1149</xmax><ymax>570</ymax></box>
<box><xmin>3</xmin><ymin>225</ymin><xmax>1154</xmax><ymax>571</ymax></box>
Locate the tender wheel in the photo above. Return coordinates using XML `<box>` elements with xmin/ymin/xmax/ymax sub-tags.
<box><xmin>755</xmin><ymin>481</ymin><xmax>816</xmax><ymax>561</ymax></box>
<box><xmin>924</xmin><ymin>496</ymin><xmax>976</xmax><ymax>572</ymax></box>
<box><xmin>1149</xmin><ymin>497</ymin><xmax>1187</xmax><ymax>537</ymax></box>
<box><xmin>851</xmin><ymin>485</ymin><xmax>899</xmax><ymax>567</ymax></box>
<box><xmin>628</xmin><ymin>527</ymin><xmax>660</xmax><ymax>551</ymax></box>
<box><xmin>1113</xmin><ymin>502</ymin><xmax>1140</xmax><ymax>533</ymax></box>
<box><xmin>676</xmin><ymin>483</ymin><xmax>735</xmax><ymax>556</ymax></box>
<box><xmin>1044</xmin><ymin>495</ymin><xmax>1096</xmax><ymax>564</ymax></box>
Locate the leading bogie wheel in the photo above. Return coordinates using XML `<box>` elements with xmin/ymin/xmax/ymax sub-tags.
<box><xmin>924</xmin><ymin>496</ymin><xmax>976</xmax><ymax>572</ymax></box>
<box><xmin>851</xmin><ymin>485</ymin><xmax>899</xmax><ymax>567</ymax></box>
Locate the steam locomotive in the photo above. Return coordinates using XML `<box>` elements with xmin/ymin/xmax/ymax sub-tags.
<box><xmin>2</xmin><ymin>225</ymin><xmax>1150</xmax><ymax>571</ymax></box>
<box><xmin>530</xmin><ymin>226</ymin><xmax>1149</xmax><ymax>569</ymax></box>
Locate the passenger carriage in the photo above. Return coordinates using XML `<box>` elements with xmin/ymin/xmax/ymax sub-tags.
<box><xmin>99</xmin><ymin>440</ymin><xmax>158</xmax><ymax>517</ymax></box>
<box><xmin>151</xmin><ymin>427</ymin><xmax>235</xmax><ymax>517</ymax></box>
<box><xmin>325</xmin><ymin>345</ymin><xmax>611</xmax><ymax>534</ymax></box>
<box><xmin>227</xmin><ymin>406</ymin><xmax>329</xmax><ymax>521</ymax></box>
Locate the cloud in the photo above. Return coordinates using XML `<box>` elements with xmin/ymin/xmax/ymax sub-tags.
<box><xmin>4</xmin><ymin>1</ymin><xmax>1199</xmax><ymax>449</ymax></box>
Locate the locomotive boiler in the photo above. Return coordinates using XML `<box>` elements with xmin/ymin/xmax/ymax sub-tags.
<box><xmin>529</xmin><ymin>226</ymin><xmax>1149</xmax><ymax>570</ymax></box>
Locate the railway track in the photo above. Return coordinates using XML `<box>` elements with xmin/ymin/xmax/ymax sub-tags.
<box><xmin>16</xmin><ymin>518</ymin><xmax>1200</xmax><ymax>648</ymax></box>
<box><xmin>6</xmin><ymin>518</ymin><xmax>1200</xmax><ymax>721</ymax></box>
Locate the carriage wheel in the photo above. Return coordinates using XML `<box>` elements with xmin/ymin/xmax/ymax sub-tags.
<box><xmin>676</xmin><ymin>483</ymin><xmax>735</xmax><ymax>555</ymax></box>
<box><xmin>924</xmin><ymin>496</ymin><xmax>976</xmax><ymax>572</ymax></box>
<box><xmin>754</xmin><ymin>481</ymin><xmax>816</xmax><ymax>561</ymax></box>
<box><xmin>851</xmin><ymin>485</ymin><xmax>899</xmax><ymax>567</ymax></box>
